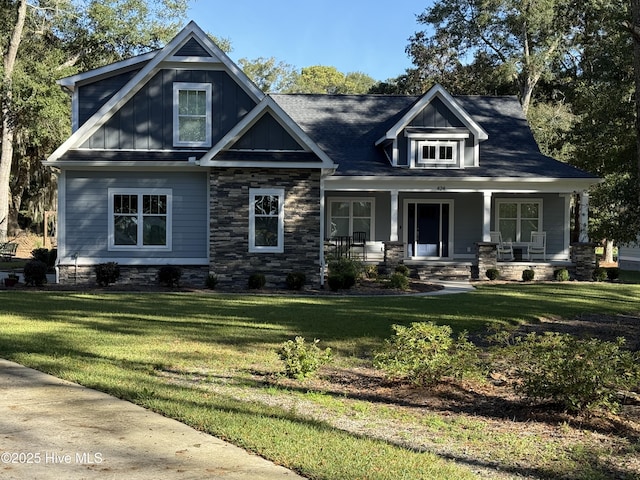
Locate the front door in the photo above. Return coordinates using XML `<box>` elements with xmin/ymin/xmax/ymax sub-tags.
<box><xmin>406</xmin><ymin>201</ymin><xmax>451</xmax><ymax>258</ymax></box>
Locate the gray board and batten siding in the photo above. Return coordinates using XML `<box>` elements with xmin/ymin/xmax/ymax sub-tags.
<box><xmin>63</xmin><ymin>171</ymin><xmax>208</xmax><ymax>260</ymax></box>
<box><xmin>79</xmin><ymin>69</ymin><xmax>257</xmax><ymax>151</ymax></box>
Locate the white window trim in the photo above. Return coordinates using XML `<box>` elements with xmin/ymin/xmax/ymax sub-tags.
<box><xmin>408</xmin><ymin>137</ymin><xmax>466</xmax><ymax>169</ymax></box>
<box><xmin>108</xmin><ymin>188</ymin><xmax>172</xmax><ymax>251</ymax></box>
<box><xmin>249</xmin><ymin>188</ymin><xmax>285</xmax><ymax>253</ymax></box>
<box><xmin>495</xmin><ymin>198</ymin><xmax>543</xmax><ymax>243</ymax></box>
<box><xmin>173</xmin><ymin>82</ymin><xmax>212</xmax><ymax>147</ymax></box>
<box><xmin>327</xmin><ymin>197</ymin><xmax>375</xmax><ymax>240</ymax></box>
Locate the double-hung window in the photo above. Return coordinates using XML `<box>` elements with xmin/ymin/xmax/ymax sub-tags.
<box><xmin>328</xmin><ymin>198</ymin><xmax>374</xmax><ymax>240</ymax></box>
<box><xmin>173</xmin><ymin>82</ymin><xmax>212</xmax><ymax>147</ymax></box>
<box><xmin>249</xmin><ymin>188</ymin><xmax>284</xmax><ymax>253</ymax></box>
<box><xmin>496</xmin><ymin>200</ymin><xmax>541</xmax><ymax>243</ymax></box>
<box><xmin>109</xmin><ymin>189</ymin><xmax>172</xmax><ymax>250</ymax></box>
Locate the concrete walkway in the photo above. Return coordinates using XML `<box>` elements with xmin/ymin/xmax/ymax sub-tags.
<box><xmin>0</xmin><ymin>359</ymin><xmax>304</xmax><ymax>480</ymax></box>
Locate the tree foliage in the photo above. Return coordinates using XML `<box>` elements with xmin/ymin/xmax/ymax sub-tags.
<box><xmin>285</xmin><ymin>65</ymin><xmax>376</xmax><ymax>94</ymax></box>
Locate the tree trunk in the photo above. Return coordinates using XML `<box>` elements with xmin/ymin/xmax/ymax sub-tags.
<box><xmin>603</xmin><ymin>239</ymin><xmax>615</xmax><ymax>265</ymax></box>
<box><xmin>0</xmin><ymin>0</ymin><xmax>28</xmax><ymax>242</ymax></box>
<box><xmin>629</xmin><ymin>0</ymin><xmax>640</xmax><ymax>188</ymax></box>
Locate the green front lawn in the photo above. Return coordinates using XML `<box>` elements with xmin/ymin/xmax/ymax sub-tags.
<box><xmin>0</xmin><ymin>283</ymin><xmax>639</xmax><ymax>479</ymax></box>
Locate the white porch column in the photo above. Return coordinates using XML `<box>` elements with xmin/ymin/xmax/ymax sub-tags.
<box><xmin>390</xmin><ymin>189</ymin><xmax>399</xmax><ymax>241</ymax></box>
<box><xmin>579</xmin><ymin>191</ymin><xmax>590</xmax><ymax>242</ymax></box>
<box><xmin>482</xmin><ymin>191</ymin><xmax>492</xmax><ymax>241</ymax></box>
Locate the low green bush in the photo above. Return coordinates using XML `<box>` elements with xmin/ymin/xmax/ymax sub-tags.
<box><xmin>513</xmin><ymin>332</ymin><xmax>640</xmax><ymax>413</ymax></box>
<box><xmin>158</xmin><ymin>265</ymin><xmax>182</xmax><ymax>287</ymax></box>
<box><xmin>23</xmin><ymin>259</ymin><xmax>48</xmax><ymax>287</ymax></box>
<box><xmin>486</xmin><ymin>268</ymin><xmax>500</xmax><ymax>280</ymax></box>
<box><xmin>374</xmin><ymin>322</ymin><xmax>480</xmax><ymax>386</ymax></box>
<box><xmin>286</xmin><ymin>271</ymin><xmax>306</xmax><ymax>290</ymax></box>
<box><xmin>277</xmin><ymin>336</ymin><xmax>332</xmax><ymax>380</ymax></box>
<box><xmin>388</xmin><ymin>272</ymin><xmax>409</xmax><ymax>290</ymax></box>
<box><xmin>394</xmin><ymin>264</ymin><xmax>411</xmax><ymax>277</ymax></box>
<box><xmin>327</xmin><ymin>257</ymin><xmax>361</xmax><ymax>291</ymax></box>
<box><xmin>607</xmin><ymin>267</ymin><xmax>620</xmax><ymax>281</ymax></box>
<box><xmin>522</xmin><ymin>269</ymin><xmax>535</xmax><ymax>282</ymax></box>
<box><xmin>31</xmin><ymin>248</ymin><xmax>56</xmax><ymax>269</ymax></box>
<box><xmin>554</xmin><ymin>268</ymin><xmax>570</xmax><ymax>282</ymax></box>
<box><xmin>205</xmin><ymin>274</ymin><xmax>218</xmax><ymax>289</ymax></box>
<box><xmin>593</xmin><ymin>267</ymin><xmax>607</xmax><ymax>282</ymax></box>
<box><xmin>95</xmin><ymin>262</ymin><xmax>120</xmax><ymax>286</ymax></box>
<box><xmin>364</xmin><ymin>264</ymin><xmax>379</xmax><ymax>279</ymax></box>
<box><xmin>248</xmin><ymin>273</ymin><xmax>266</xmax><ymax>289</ymax></box>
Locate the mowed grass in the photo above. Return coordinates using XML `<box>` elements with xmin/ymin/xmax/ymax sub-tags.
<box><xmin>1</xmin><ymin>282</ymin><xmax>639</xmax><ymax>479</ymax></box>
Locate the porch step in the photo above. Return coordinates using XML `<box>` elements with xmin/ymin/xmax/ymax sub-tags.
<box><xmin>413</xmin><ymin>264</ymin><xmax>473</xmax><ymax>281</ymax></box>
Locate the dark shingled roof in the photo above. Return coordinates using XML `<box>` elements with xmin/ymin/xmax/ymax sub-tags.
<box><xmin>272</xmin><ymin>94</ymin><xmax>598</xmax><ymax>179</ymax></box>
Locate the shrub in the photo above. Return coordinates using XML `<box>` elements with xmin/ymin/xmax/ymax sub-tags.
<box><xmin>486</xmin><ymin>268</ymin><xmax>500</xmax><ymax>280</ymax></box>
<box><xmin>374</xmin><ymin>322</ymin><xmax>480</xmax><ymax>386</ymax></box>
<box><xmin>513</xmin><ymin>332</ymin><xmax>640</xmax><ymax>413</ymax></box>
<box><xmin>522</xmin><ymin>269</ymin><xmax>535</xmax><ymax>282</ymax></box>
<box><xmin>364</xmin><ymin>264</ymin><xmax>379</xmax><ymax>280</ymax></box>
<box><xmin>158</xmin><ymin>265</ymin><xmax>182</xmax><ymax>287</ymax></box>
<box><xmin>592</xmin><ymin>267</ymin><xmax>607</xmax><ymax>282</ymax></box>
<box><xmin>606</xmin><ymin>267</ymin><xmax>620</xmax><ymax>281</ymax></box>
<box><xmin>23</xmin><ymin>260</ymin><xmax>48</xmax><ymax>287</ymax></box>
<box><xmin>95</xmin><ymin>262</ymin><xmax>121</xmax><ymax>286</ymax></box>
<box><xmin>205</xmin><ymin>274</ymin><xmax>218</xmax><ymax>289</ymax></box>
<box><xmin>277</xmin><ymin>336</ymin><xmax>332</xmax><ymax>380</ymax></box>
<box><xmin>394</xmin><ymin>264</ymin><xmax>411</xmax><ymax>277</ymax></box>
<box><xmin>554</xmin><ymin>268</ymin><xmax>570</xmax><ymax>282</ymax></box>
<box><xmin>286</xmin><ymin>271</ymin><xmax>306</xmax><ymax>290</ymax></box>
<box><xmin>248</xmin><ymin>273</ymin><xmax>266</xmax><ymax>289</ymax></box>
<box><xmin>327</xmin><ymin>257</ymin><xmax>361</xmax><ymax>291</ymax></box>
<box><xmin>388</xmin><ymin>272</ymin><xmax>409</xmax><ymax>290</ymax></box>
<box><xmin>31</xmin><ymin>248</ymin><xmax>57</xmax><ymax>269</ymax></box>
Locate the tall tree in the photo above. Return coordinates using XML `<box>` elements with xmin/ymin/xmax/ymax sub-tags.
<box><xmin>408</xmin><ymin>0</ymin><xmax>576</xmax><ymax>113</ymax></box>
<box><xmin>238</xmin><ymin>57</ymin><xmax>296</xmax><ymax>93</ymax></box>
<box><xmin>0</xmin><ymin>0</ymin><xmax>28</xmax><ymax>242</ymax></box>
<box><xmin>286</xmin><ymin>65</ymin><xmax>376</xmax><ymax>94</ymax></box>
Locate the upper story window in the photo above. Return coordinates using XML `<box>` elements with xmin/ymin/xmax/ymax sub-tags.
<box><xmin>418</xmin><ymin>140</ymin><xmax>457</xmax><ymax>165</ymax></box>
<box><xmin>173</xmin><ymin>82</ymin><xmax>212</xmax><ymax>147</ymax></box>
<box><xmin>249</xmin><ymin>188</ymin><xmax>285</xmax><ymax>253</ymax></box>
<box><xmin>109</xmin><ymin>188</ymin><xmax>172</xmax><ymax>251</ymax></box>
<box><xmin>406</xmin><ymin>131</ymin><xmax>469</xmax><ymax>169</ymax></box>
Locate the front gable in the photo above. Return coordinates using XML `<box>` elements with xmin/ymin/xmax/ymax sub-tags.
<box><xmin>46</xmin><ymin>21</ymin><xmax>265</xmax><ymax>165</ymax></box>
<box><xmin>375</xmin><ymin>84</ymin><xmax>488</xmax><ymax>169</ymax></box>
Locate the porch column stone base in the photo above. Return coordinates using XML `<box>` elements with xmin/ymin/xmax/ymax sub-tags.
<box><xmin>383</xmin><ymin>241</ymin><xmax>404</xmax><ymax>272</ymax></box>
<box><xmin>474</xmin><ymin>242</ymin><xmax>498</xmax><ymax>280</ymax></box>
<box><xmin>571</xmin><ymin>242</ymin><xmax>597</xmax><ymax>281</ymax></box>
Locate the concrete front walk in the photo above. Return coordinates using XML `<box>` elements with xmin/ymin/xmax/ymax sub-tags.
<box><xmin>0</xmin><ymin>359</ymin><xmax>304</xmax><ymax>480</ymax></box>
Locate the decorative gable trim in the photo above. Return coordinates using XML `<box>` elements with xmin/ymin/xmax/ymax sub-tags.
<box><xmin>199</xmin><ymin>96</ymin><xmax>335</xmax><ymax>169</ymax></box>
<box><xmin>47</xmin><ymin>21</ymin><xmax>264</xmax><ymax>163</ymax></box>
<box><xmin>375</xmin><ymin>84</ymin><xmax>488</xmax><ymax>146</ymax></box>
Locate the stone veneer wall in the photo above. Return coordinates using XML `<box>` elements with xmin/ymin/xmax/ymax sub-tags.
<box><xmin>57</xmin><ymin>265</ymin><xmax>209</xmax><ymax>286</ymax></box>
<box><xmin>210</xmin><ymin>168</ymin><xmax>322</xmax><ymax>289</ymax></box>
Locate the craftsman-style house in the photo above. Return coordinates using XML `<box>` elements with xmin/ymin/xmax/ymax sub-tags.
<box><xmin>45</xmin><ymin>22</ymin><xmax>600</xmax><ymax>288</ymax></box>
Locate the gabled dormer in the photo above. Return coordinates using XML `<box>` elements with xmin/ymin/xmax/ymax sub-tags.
<box><xmin>375</xmin><ymin>84</ymin><xmax>488</xmax><ymax>169</ymax></box>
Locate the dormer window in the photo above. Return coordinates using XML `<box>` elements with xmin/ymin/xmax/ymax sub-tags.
<box><xmin>418</xmin><ymin>141</ymin><xmax>456</xmax><ymax>165</ymax></box>
<box><xmin>407</xmin><ymin>130</ymin><xmax>469</xmax><ymax>169</ymax></box>
<box><xmin>173</xmin><ymin>82</ymin><xmax>212</xmax><ymax>147</ymax></box>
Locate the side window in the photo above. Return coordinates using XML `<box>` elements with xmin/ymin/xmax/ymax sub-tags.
<box><xmin>109</xmin><ymin>189</ymin><xmax>172</xmax><ymax>250</ymax></box>
<box><xmin>173</xmin><ymin>82</ymin><xmax>212</xmax><ymax>147</ymax></box>
<box><xmin>249</xmin><ymin>188</ymin><xmax>284</xmax><ymax>253</ymax></box>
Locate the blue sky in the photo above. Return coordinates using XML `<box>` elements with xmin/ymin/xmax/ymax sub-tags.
<box><xmin>187</xmin><ymin>1</ymin><xmax>433</xmax><ymax>81</ymax></box>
